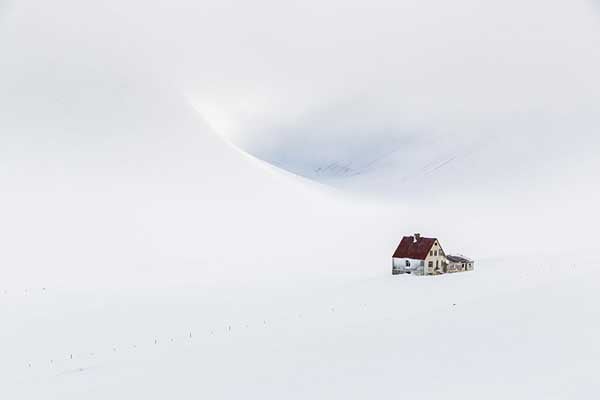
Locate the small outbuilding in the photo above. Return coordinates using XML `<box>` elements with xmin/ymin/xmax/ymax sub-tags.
<box><xmin>392</xmin><ymin>233</ymin><xmax>473</xmax><ymax>276</ymax></box>
<box><xmin>446</xmin><ymin>255</ymin><xmax>474</xmax><ymax>273</ymax></box>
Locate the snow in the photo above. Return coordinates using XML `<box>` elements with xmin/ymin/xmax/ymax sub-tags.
<box><xmin>1</xmin><ymin>1</ymin><xmax>600</xmax><ymax>398</ymax></box>
<box><xmin>4</xmin><ymin>257</ymin><xmax>599</xmax><ymax>398</ymax></box>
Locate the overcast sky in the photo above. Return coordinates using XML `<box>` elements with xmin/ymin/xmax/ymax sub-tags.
<box><xmin>1</xmin><ymin>0</ymin><xmax>599</xmax><ymax>183</ymax></box>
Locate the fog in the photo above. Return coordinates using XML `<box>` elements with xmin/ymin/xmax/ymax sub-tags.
<box><xmin>1</xmin><ymin>1</ymin><xmax>599</xmax><ymax>287</ymax></box>
<box><xmin>2</xmin><ymin>1</ymin><xmax>599</xmax><ymax>187</ymax></box>
<box><xmin>2</xmin><ymin>3</ymin><xmax>600</xmax><ymax>397</ymax></box>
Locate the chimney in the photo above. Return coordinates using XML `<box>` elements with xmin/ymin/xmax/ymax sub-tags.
<box><xmin>414</xmin><ymin>233</ymin><xmax>421</xmax><ymax>242</ymax></box>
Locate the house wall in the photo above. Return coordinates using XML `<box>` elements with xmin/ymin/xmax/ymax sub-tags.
<box><xmin>392</xmin><ymin>258</ymin><xmax>425</xmax><ymax>275</ymax></box>
<box><xmin>424</xmin><ymin>240</ymin><xmax>448</xmax><ymax>275</ymax></box>
<box><xmin>448</xmin><ymin>261</ymin><xmax>474</xmax><ymax>273</ymax></box>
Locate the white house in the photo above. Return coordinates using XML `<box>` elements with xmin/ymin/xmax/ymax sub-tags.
<box><xmin>392</xmin><ymin>233</ymin><xmax>473</xmax><ymax>276</ymax></box>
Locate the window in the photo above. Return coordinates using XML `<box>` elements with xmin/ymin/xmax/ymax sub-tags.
<box><xmin>430</xmin><ymin>251</ymin><xmax>433</xmax><ymax>256</ymax></box>
<box><xmin>428</xmin><ymin>261</ymin><xmax>433</xmax><ymax>269</ymax></box>
<box><xmin>420</xmin><ymin>260</ymin><xmax>425</xmax><ymax>266</ymax></box>
<box><xmin>434</xmin><ymin>250</ymin><xmax>438</xmax><ymax>256</ymax></box>
<box><xmin>436</xmin><ymin>260</ymin><xmax>439</xmax><ymax>268</ymax></box>
<box><xmin>405</xmin><ymin>260</ymin><xmax>411</xmax><ymax>267</ymax></box>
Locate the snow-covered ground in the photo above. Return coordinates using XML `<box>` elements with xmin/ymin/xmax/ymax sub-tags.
<box><xmin>4</xmin><ymin>255</ymin><xmax>600</xmax><ymax>399</ymax></box>
<box><xmin>1</xmin><ymin>1</ymin><xmax>600</xmax><ymax>398</ymax></box>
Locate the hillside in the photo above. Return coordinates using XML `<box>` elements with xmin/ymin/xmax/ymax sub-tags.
<box><xmin>1</xmin><ymin>1</ymin><xmax>599</xmax><ymax>398</ymax></box>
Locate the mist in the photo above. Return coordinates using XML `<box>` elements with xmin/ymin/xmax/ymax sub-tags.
<box><xmin>2</xmin><ymin>2</ymin><xmax>600</xmax><ymax>398</ymax></box>
<box><xmin>1</xmin><ymin>0</ymin><xmax>599</xmax><ymax>283</ymax></box>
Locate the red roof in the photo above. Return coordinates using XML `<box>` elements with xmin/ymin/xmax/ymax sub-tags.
<box><xmin>392</xmin><ymin>236</ymin><xmax>437</xmax><ymax>260</ymax></box>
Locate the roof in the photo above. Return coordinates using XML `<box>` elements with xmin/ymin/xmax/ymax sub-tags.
<box><xmin>392</xmin><ymin>236</ymin><xmax>437</xmax><ymax>260</ymax></box>
<box><xmin>447</xmin><ymin>255</ymin><xmax>473</xmax><ymax>263</ymax></box>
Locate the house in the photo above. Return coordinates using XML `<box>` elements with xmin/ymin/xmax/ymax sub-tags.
<box><xmin>392</xmin><ymin>234</ymin><xmax>447</xmax><ymax>275</ymax></box>
<box><xmin>446</xmin><ymin>255</ymin><xmax>474</xmax><ymax>273</ymax></box>
<box><xmin>392</xmin><ymin>233</ymin><xmax>473</xmax><ymax>276</ymax></box>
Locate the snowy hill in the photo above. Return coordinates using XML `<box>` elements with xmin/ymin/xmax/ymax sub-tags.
<box><xmin>1</xmin><ymin>1</ymin><xmax>600</xmax><ymax>398</ymax></box>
